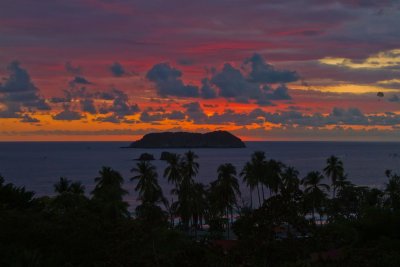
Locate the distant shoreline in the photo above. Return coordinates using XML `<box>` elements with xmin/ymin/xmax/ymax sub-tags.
<box><xmin>3</xmin><ymin>140</ymin><xmax>400</xmax><ymax>143</ymax></box>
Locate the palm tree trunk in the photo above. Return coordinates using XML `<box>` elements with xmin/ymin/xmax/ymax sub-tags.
<box><xmin>261</xmin><ymin>184</ymin><xmax>265</xmax><ymax>200</ymax></box>
<box><xmin>152</xmin><ymin>237</ymin><xmax>160</xmax><ymax>267</ymax></box>
<box><xmin>312</xmin><ymin>198</ymin><xmax>316</xmax><ymax>223</ymax></box>
<box><xmin>250</xmin><ymin>188</ymin><xmax>253</xmax><ymax>209</ymax></box>
<box><xmin>257</xmin><ymin>184</ymin><xmax>261</xmax><ymax>207</ymax></box>
<box><xmin>226</xmin><ymin>208</ymin><xmax>230</xmax><ymax>240</ymax></box>
<box><xmin>332</xmin><ymin>185</ymin><xmax>336</xmax><ymax>199</ymax></box>
<box><xmin>194</xmin><ymin>217</ymin><xmax>198</xmax><ymax>240</ymax></box>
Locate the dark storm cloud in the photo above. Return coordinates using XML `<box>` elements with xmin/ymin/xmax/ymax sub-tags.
<box><xmin>52</xmin><ymin>105</ymin><xmax>83</xmax><ymax>121</ymax></box>
<box><xmin>146</xmin><ymin>63</ymin><xmax>199</xmax><ymax>97</ymax></box>
<box><xmin>244</xmin><ymin>53</ymin><xmax>299</xmax><ymax>84</ymax></box>
<box><xmin>48</xmin><ymin>86</ymin><xmax>140</xmax><ymax>120</ymax></box>
<box><xmin>211</xmin><ymin>63</ymin><xmax>259</xmax><ymax>99</ymax></box>
<box><xmin>200</xmin><ymin>78</ymin><xmax>217</xmax><ymax>99</ymax></box>
<box><xmin>108</xmin><ymin>89</ymin><xmax>140</xmax><ymax>117</ymax></box>
<box><xmin>0</xmin><ymin>61</ymin><xmax>50</xmax><ymax>118</ymax></box>
<box><xmin>139</xmin><ymin>111</ymin><xmax>164</xmax><ymax>122</ymax></box>
<box><xmin>269</xmin><ymin>84</ymin><xmax>291</xmax><ymax>100</ymax></box>
<box><xmin>80</xmin><ymin>99</ymin><xmax>96</xmax><ymax>114</ymax></box>
<box><xmin>49</xmin><ymin>97</ymin><xmax>70</xmax><ymax>103</ymax></box>
<box><xmin>69</xmin><ymin>76</ymin><xmax>92</xmax><ymax>86</ymax></box>
<box><xmin>328</xmin><ymin>107</ymin><xmax>369</xmax><ymax>125</ymax></box>
<box><xmin>50</xmin><ymin>86</ymin><xmax>94</xmax><ymax>105</ymax></box>
<box><xmin>92</xmin><ymin>89</ymin><xmax>140</xmax><ymax>123</ymax></box>
<box><xmin>20</xmin><ymin>114</ymin><xmax>40</xmax><ymax>123</ymax></box>
<box><xmin>65</xmin><ymin>62</ymin><xmax>82</xmax><ymax>75</ymax></box>
<box><xmin>167</xmin><ymin>110</ymin><xmax>186</xmax><ymax>120</ymax></box>
<box><xmin>138</xmin><ymin>109</ymin><xmax>186</xmax><ymax>123</ymax></box>
<box><xmin>259</xmin><ymin>107</ymin><xmax>400</xmax><ymax>127</ymax></box>
<box><xmin>168</xmin><ymin>105</ymin><xmax>400</xmax><ymax>128</ymax></box>
<box><xmin>109</xmin><ymin>62</ymin><xmax>126</xmax><ymax>77</ymax></box>
<box><xmin>209</xmin><ymin>56</ymin><xmax>295</xmax><ymax>104</ymax></box>
<box><xmin>95</xmin><ymin>91</ymin><xmax>115</xmax><ymax>100</ymax></box>
<box><xmin>182</xmin><ymin>102</ymin><xmax>207</xmax><ymax>123</ymax></box>
<box><xmin>65</xmin><ymin>87</ymin><xmax>91</xmax><ymax>99</ymax></box>
<box><xmin>208</xmin><ymin>109</ymin><xmax>263</xmax><ymax>126</ymax></box>
<box><xmin>94</xmin><ymin>114</ymin><xmax>122</xmax><ymax>123</ymax></box>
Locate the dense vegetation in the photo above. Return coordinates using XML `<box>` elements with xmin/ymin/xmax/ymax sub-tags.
<box><xmin>1</xmin><ymin>151</ymin><xmax>400</xmax><ymax>266</ymax></box>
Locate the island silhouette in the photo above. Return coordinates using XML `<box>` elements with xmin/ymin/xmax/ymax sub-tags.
<box><xmin>129</xmin><ymin>130</ymin><xmax>246</xmax><ymax>148</ymax></box>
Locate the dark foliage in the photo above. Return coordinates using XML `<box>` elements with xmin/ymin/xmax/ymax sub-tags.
<box><xmin>1</xmin><ymin>155</ymin><xmax>400</xmax><ymax>266</ymax></box>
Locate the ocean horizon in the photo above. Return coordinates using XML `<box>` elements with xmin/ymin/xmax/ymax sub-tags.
<box><xmin>1</xmin><ymin>141</ymin><xmax>400</xmax><ymax>207</ymax></box>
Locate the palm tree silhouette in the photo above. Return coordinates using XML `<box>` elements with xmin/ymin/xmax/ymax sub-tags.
<box><xmin>190</xmin><ymin>182</ymin><xmax>208</xmax><ymax>237</ymax></box>
<box><xmin>252</xmin><ymin>151</ymin><xmax>267</xmax><ymax>200</ymax></box>
<box><xmin>241</xmin><ymin>162</ymin><xmax>258</xmax><ymax>208</ymax></box>
<box><xmin>265</xmin><ymin>159</ymin><xmax>284</xmax><ymax>196</ymax></box>
<box><xmin>301</xmin><ymin>171</ymin><xmax>330</xmax><ymax>222</ymax></box>
<box><xmin>91</xmin><ymin>166</ymin><xmax>129</xmax><ymax>219</ymax></box>
<box><xmin>241</xmin><ymin>151</ymin><xmax>266</xmax><ymax>207</ymax></box>
<box><xmin>54</xmin><ymin>177</ymin><xmax>71</xmax><ymax>194</ymax></box>
<box><xmin>163</xmin><ymin>153</ymin><xmax>182</xmax><ymax>186</ymax></box>
<box><xmin>334</xmin><ymin>173</ymin><xmax>352</xmax><ymax>196</ymax></box>
<box><xmin>131</xmin><ymin>160</ymin><xmax>165</xmax><ymax>205</ymax></box>
<box><xmin>324</xmin><ymin>155</ymin><xmax>344</xmax><ymax>198</ymax></box>
<box><xmin>215</xmin><ymin>163</ymin><xmax>241</xmax><ymax>239</ymax></box>
<box><xmin>280</xmin><ymin>166</ymin><xmax>301</xmax><ymax>200</ymax></box>
<box><xmin>54</xmin><ymin>177</ymin><xmax>85</xmax><ymax>195</ymax></box>
<box><xmin>385</xmin><ymin>171</ymin><xmax>400</xmax><ymax>210</ymax></box>
<box><xmin>175</xmin><ymin>150</ymin><xmax>199</xmax><ymax>230</ymax></box>
<box><xmin>69</xmin><ymin>181</ymin><xmax>85</xmax><ymax>195</ymax></box>
<box><xmin>182</xmin><ymin>150</ymin><xmax>199</xmax><ymax>181</ymax></box>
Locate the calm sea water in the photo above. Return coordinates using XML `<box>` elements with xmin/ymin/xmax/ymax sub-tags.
<box><xmin>1</xmin><ymin>141</ymin><xmax>399</xmax><ymax>207</ymax></box>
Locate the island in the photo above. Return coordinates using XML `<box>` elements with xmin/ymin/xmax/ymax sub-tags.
<box><xmin>129</xmin><ymin>131</ymin><xmax>246</xmax><ymax>148</ymax></box>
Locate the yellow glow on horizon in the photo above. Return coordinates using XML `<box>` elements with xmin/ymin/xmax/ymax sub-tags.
<box><xmin>377</xmin><ymin>79</ymin><xmax>400</xmax><ymax>85</ymax></box>
<box><xmin>311</xmin><ymin>84</ymin><xmax>396</xmax><ymax>94</ymax></box>
<box><xmin>319</xmin><ymin>49</ymin><xmax>400</xmax><ymax>69</ymax></box>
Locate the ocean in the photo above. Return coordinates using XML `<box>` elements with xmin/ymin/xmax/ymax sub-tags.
<box><xmin>1</xmin><ymin>141</ymin><xmax>399</xmax><ymax>207</ymax></box>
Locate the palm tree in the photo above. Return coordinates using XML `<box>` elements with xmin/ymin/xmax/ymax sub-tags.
<box><xmin>69</xmin><ymin>181</ymin><xmax>85</xmax><ymax>195</ymax></box>
<box><xmin>131</xmin><ymin>160</ymin><xmax>165</xmax><ymax>205</ymax></box>
<box><xmin>241</xmin><ymin>151</ymin><xmax>266</xmax><ymax>207</ymax></box>
<box><xmin>181</xmin><ymin>150</ymin><xmax>199</xmax><ymax>182</ymax></box>
<box><xmin>265</xmin><ymin>159</ymin><xmax>284</xmax><ymax>196</ymax></box>
<box><xmin>251</xmin><ymin>151</ymin><xmax>267</xmax><ymax>200</ymax></box>
<box><xmin>54</xmin><ymin>177</ymin><xmax>85</xmax><ymax>195</ymax></box>
<box><xmin>215</xmin><ymin>163</ymin><xmax>241</xmax><ymax>239</ymax></box>
<box><xmin>240</xmin><ymin>162</ymin><xmax>258</xmax><ymax>208</ymax></box>
<box><xmin>191</xmin><ymin>182</ymin><xmax>208</xmax><ymax>236</ymax></box>
<box><xmin>91</xmin><ymin>166</ymin><xmax>129</xmax><ymax>219</ymax></box>
<box><xmin>174</xmin><ymin>150</ymin><xmax>199</xmax><ymax>230</ymax></box>
<box><xmin>280</xmin><ymin>166</ymin><xmax>301</xmax><ymax>200</ymax></box>
<box><xmin>163</xmin><ymin>153</ymin><xmax>182</xmax><ymax>186</ymax></box>
<box><xmin>385</xmin><ymin>171</ymin><xmax>400</xmax><ymax>210</ymax></box>
<box><xmin>54</xmin><ymin>177</ymin><xmax>71</xmax><ymax>194</ymax></box>
<box><xmin>334</xmin><ymin>173</ymin><xmax>352</xmax><ymax>195</ymax></box>
<box><xmin>324</xmin><ymin>155</ymin><xmax>344</xmax><ymax>198</ymax></box>
<box><xmin>301</xmin><ymin>171</ymin><xmax>330</xmax><ymax>222</ymax></box>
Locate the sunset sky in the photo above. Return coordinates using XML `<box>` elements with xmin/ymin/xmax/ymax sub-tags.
<box><xmin>1</xmin><ymin>0</ymin><xmax>400</xmax><ymax>141</ymax></box>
